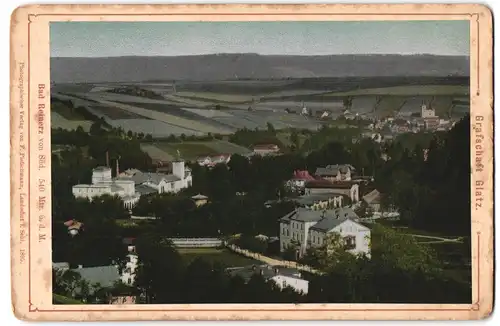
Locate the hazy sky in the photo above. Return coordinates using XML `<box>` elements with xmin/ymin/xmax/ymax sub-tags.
<box><xmin>50</xmin><ymin>21</ymin><xmax>470</xmax><ymax>57</ymax></box>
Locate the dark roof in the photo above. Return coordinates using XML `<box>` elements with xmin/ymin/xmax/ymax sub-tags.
<box><xmin>293</xmin><ymin>193</ymin><xmax>344</xmax><ymax>206</ymax></box>
<box><xmin>118</xmin><ymin>171</ymin><xmax>181</xmax><ymax>185</ymax></box>
<box><xmin>305</xmin><ymin>180</ymin><xmax>357</xmax><ymax>189</ymax></box>
<box><xmin>135</xmin><ymin>184</ymin><xmax>158</xmax><ymax>195</ymax></box>
<box><xmin>280</xmin><ymin>208</ymin><xmax>324</xmax><ymax>223</ymax></box>
<box><xmin>309</xmin><ymin>208</ymin><xmax>360</xmax><ymax>232</ymax></box>
<box><xmin>93</xmin><ymin>166</ymin><xmax>111</xmax><ymax>172</ymax></box>
<box><xmin>315</xmin><ymin>164</ymin><xmax>355</xmax><ymax>176</ymax></box>
<box><xmin>253</xmin><ymin>144</ymin><xmax>279</xmax><ymax>150</ymax></box>
<box><xmin>122</xmin><ymin>237</ymin><xmax>136</xmax><ymax>245</ymax></box>
<box><xmin>227</xmin><ymin>265</ymin><xmax>303</xmax><ymax>283</ymax></box>
<box><xmin>362</xmin><ymin>189</ymin><xmax>381</xmax><ymax>204</ymax></box>
<box><xmin>73</xmin><ymin>266</ymin><xmax>120</xmax><ymax>288</ymax></box>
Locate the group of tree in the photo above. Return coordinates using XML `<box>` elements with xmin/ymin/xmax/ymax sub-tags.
<box><xmin>375</xmin><ymin>115</ymin><xmax>470</xmax><ymax>235</ymax></box>
<box><xmin>302</xmin><ymin>224</ymin><xmax>470</xmax><ymax>303</ymax></box>
<box><xmin>123</xmin><ymin>235</ymin><xmax>305</xmax><ymax>304</ymax></box>
<box><xmin>57</xmin><ymin>225</ymin><xmax>470</xmax><ymax>304</ymax></box>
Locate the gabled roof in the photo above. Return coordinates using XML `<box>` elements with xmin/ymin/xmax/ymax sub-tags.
<box><xmin>309</xmin><ymin>207</ymin><xmax>360</xmax><ymax>232</ymax></box>
<box><xmin>362</xmin><ymin>189</ymin><xmax>382</xmax><ymax>204</ymax></box>
<box><xmin>315</xmin><ymin>164</ymin><xmax>355</xmax><ymax>176</ymax></box>
<box><xmin>93</xmin><ymin>166</ymin><xmax>111</xmax><ymax>172</ymax></box>
<box><xmin>135</xmin><ymin>184</ymin><xmax>158</xmax><ymax>195</ymax></box>
<box><xmin>74</xmin><ymin>265</ymin><xmax>120</xmax><ymax>288</ymax></box>
<box><xmin>305</xmin><ymin>180</ymin><xmax>357</xmax><ymax>189</ymax></box>
<box><xmin>291</xmin><ymin>170</ymin><xmax>315</xmax><ymax>181</ymax></box>
<box><xmin>192</xmin><ymin>194</ymin><xmax>208</xmax><ymax>200</ymax></box>
<box><xmin>118</xmin><ymin>171</ymin><xmax>181</xmax><ymax>185</ymax></box>
<box><xmin>253</xmin><ymin>144</ymin><xmax>279</xmax><ymax>150</ymax></box>
<box><xmin>227</xmin><ymin>265</ymin><xmax>302</xmax><ymax>283</ymax></box>
<box><xmin>293</xmin><ymin>193</ymin><xmax>344</xmax><ymax>206</ymax></box>
<box><xmin>280</xmin><ymin>207</ymin><xmax>324</xmax><ymax>223</ymax></box>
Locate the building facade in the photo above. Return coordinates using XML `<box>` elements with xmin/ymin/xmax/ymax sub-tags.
<box><xmin>279</xmin><ymin>207</ymin><xmax>370</xmax><ymax>258</ymax></box>
<box><xmin>73</xmin><ymin>161</ymin><xmax>193</xmax><ymax>208</ymax></box>
<box><xmin>72</xmin><ymin>166</ymin><xmax>140</xmax><ymax>208</ymax></box>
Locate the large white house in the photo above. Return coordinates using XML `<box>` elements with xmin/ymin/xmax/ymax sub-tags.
<box><xmin>72</xmin><ymin>160</ymin><xmax>192</xmax><ymax>208</ymax></box>
<box><xmin>279</xmin><ymin>207</ymin><xmax>371</xmax><ymax>258</ymax></box>
<box><xmin>72</xmin><ymin>166</ymin><xmax>140</xmax><ymax>208</ymax></box>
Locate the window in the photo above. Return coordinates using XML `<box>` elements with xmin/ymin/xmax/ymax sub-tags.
<box><xmin>313</xmin><ymin>236</ymin><xmax>316</xmax><ymax>243</ymax></box>
<box><xmin>344</xmin><ymin>235</ymin><xmax>356</xmax><ymax>250</ymax></box>
<box><xmin>127</xmin><ymin>278</ymin><xmax>132</xmax><ymax>285</ymax></box>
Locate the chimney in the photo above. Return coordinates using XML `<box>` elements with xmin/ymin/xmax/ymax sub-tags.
<box><xmin>106</xmin><ymin>151</ymin><xmax>110</xmax><ymax>167</ymax></box>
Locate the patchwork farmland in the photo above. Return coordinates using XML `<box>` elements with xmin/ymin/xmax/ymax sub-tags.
<box><xmin>51</xmin><ymin>77</ymin><xmax>469</xmax><ymax>139</ymax></box>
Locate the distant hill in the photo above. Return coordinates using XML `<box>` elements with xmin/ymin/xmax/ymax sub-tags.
<box><xmin>51</xmin><ymin>53</ymin><xmax>470</xmax><ymax>83</ymax></box>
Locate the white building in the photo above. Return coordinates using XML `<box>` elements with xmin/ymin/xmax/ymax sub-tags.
<box><xmin>118</xmin><ymin>160</ymin><xmax>192</xmax><ymax>194</ymax></box>
<box><xmin>121</xmin><ymin>247</ymin><xmax>139</xmax><ymax>286</ymax></box>
<box><xmin>72</xmin><ymin>161</ymin><xmax>193</xmax><ymax>208</ymax></box>
<box><xmin>271</xmin><ymin>274</ymin><xmax>309</xmax><ymax>295</ymax></box>
<box><xmin>227</xmin><ymin>265</ymin><xmax>309</xmax><ymax>295</ymax></box>
<box><xmin>72</xmin><ymin>166</ymin><xmax>140</xmax><ymax>208</ymax></box>
<box><xmin>279</xmin><ymin>207</ymin><xmax>370</xmax><ymax>258</ymax></box>
<box><xmin>421</xmin><ymin>103</ymin><xmax>436</xmax><ymax>118</ymax></box>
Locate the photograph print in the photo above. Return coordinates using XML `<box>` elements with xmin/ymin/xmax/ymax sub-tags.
<box><xmin>50</xmin><ymin>20</ymin><xmax>473</xmax><ymax>306</ymax></box>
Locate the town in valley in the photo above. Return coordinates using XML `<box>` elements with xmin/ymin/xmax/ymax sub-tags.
<box><xmin>50</xmin><ymin>21</ymin><xmax>472</xmax><ymax>305</ymax></box>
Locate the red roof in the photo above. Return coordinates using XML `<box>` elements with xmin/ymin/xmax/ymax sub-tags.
<box><xmin>291</xmin><ymin>170</ymin><xmax>315</xmax><ymax>181</ymax></box>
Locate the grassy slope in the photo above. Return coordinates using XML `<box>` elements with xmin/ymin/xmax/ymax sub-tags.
<box><xmin>155</xmin><ymin>140</ymin><xmax>251</xmax><ymax>160</ymax></box>
<box><xmin>53</xmin><ymin>294</ymin><xmax>84</xmax><ymax>304</ymax></box>
<box><xmin>51</xmin><ymin>101</ymin><xmax>88</xmax><ymax>120</ymax></box>
<box><xmin>178</xmin><ymin>248</ymin><xmax>259</xmax><ymax>267</ymax></box>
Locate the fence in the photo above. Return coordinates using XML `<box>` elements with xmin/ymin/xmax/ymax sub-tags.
<box><xmin>226</xmin><ymin>244</ymin><xmax>322</xmax><ymax>275</ymax></box>
<box><xmin>168</xmin><ymin>238</ymin><xmax>223</xmax><ymax>248</ymax></box>
<box><xmin>130</xmin><ymin>216</ymin><xmax>157</xmax><ymax>220</ymax></box>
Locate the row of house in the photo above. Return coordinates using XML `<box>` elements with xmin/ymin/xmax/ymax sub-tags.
<box><xmin>278</xmin><ymin>164</ymin><xmax>384</xmax><ymax>259</ymax></box>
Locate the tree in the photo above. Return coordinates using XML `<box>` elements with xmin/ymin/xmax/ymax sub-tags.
<box><xmin>267</xmin><ymin>122</ymin><xmax>276</xmax><ymax>134</ymax></box>
<box><xmin>289</xmin><ymin>129</ymin><xmax>300</xmax><ymax>151</ymax></box>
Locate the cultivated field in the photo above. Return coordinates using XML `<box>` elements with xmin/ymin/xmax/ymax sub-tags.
<box><xmin>51</xmin><ymin>112</ymin><xmax>92</xmax><ymax>132</ymax></box>
<box><xmin>152</xmin><ymin>140</ymin><xmax>251</xmax><ymax>161</ymax></box>
<box><xmin>50</xmin><ymin>78</ymin><xmax>469</xmax><ymax>136</ymax></box>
